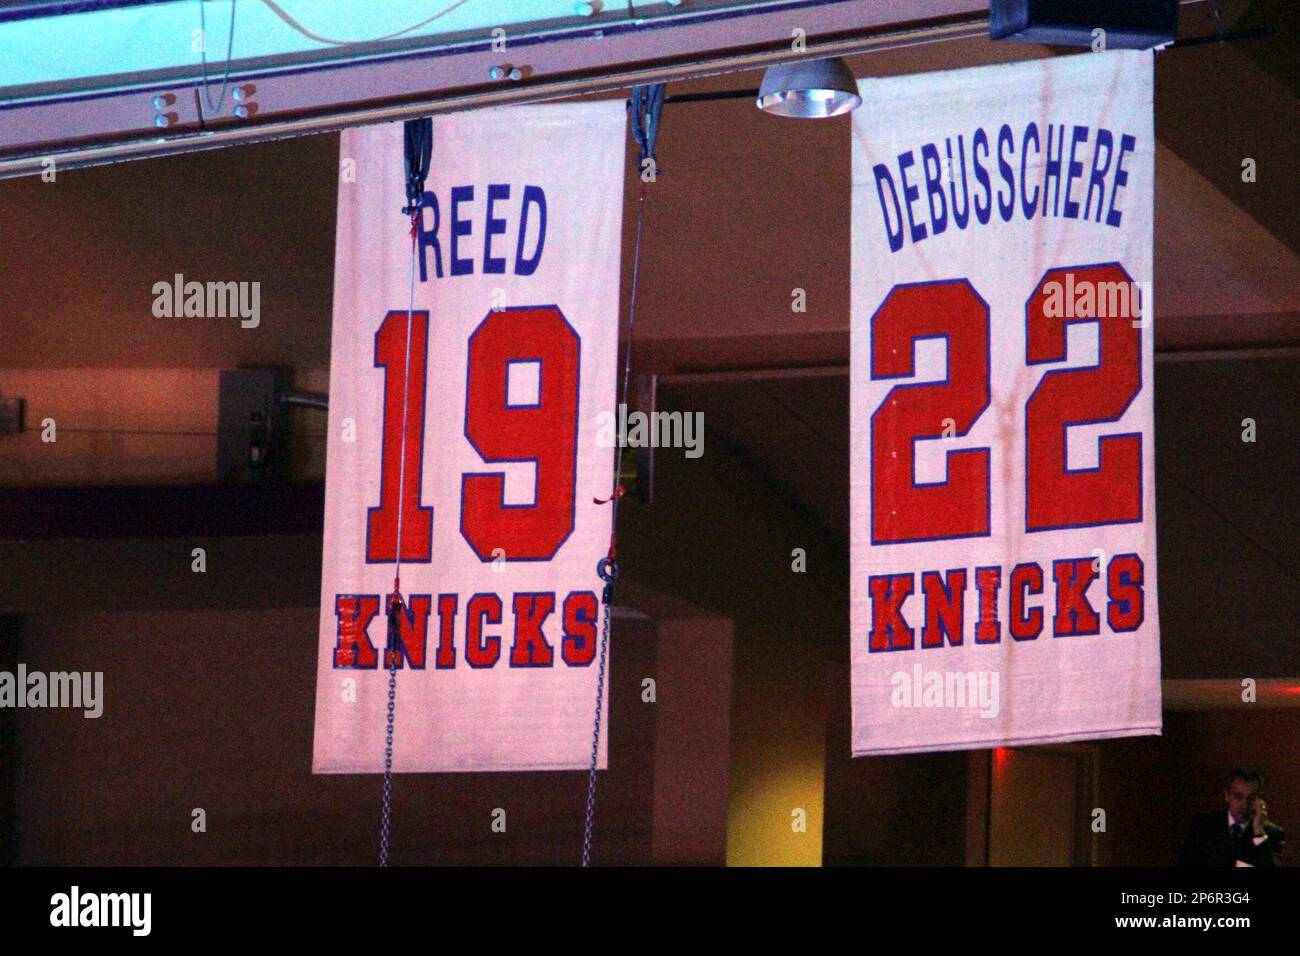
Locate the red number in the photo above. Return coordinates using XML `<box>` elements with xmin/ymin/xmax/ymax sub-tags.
<box><xmin>461</xmin><ymin>306</ymin><xmax>580</xmax><ymax>561</ymax></box>
<box><xmin>867</xmin><ymin>265</ymin><xmax>1143</xmax><ymax>542</ymax></box>
<box><xmin>367</xmin><ymin>310</ymin><xmax>432</xmax><ymax>562</ymax></box>
<box><xmin>870</xmin><ymin>280</ymin><xmax>990</xmax><ymax>544</ymax></box>
<box><xmin>1025</xmin><ymin>263</ymin><xmax>1142</xmax><ymax>531</ymax></box>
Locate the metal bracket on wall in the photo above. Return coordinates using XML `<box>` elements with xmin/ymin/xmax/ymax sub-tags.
<box><xmin>216</xmin><ymin>368</ymin><xmax>328</xmax><ymax>482</ymax></box>
<box><xmin>628</xmin><ymin>373</ymin><xmax>656</xmax><ymax>505</ymax></box>
<box><xmin>0</xmin><ymin>397</ymin><xmax>24</xmax><ymax>436</ymax></box>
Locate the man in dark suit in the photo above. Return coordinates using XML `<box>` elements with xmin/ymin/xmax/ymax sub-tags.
<box><xmin>1179</xmin><ymin>767</ymin><xmax>1285</xmax><ymax>867</ymax></box>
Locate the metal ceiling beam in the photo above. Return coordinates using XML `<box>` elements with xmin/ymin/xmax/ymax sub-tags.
<box><xmin>0</xmin><ymin>2</ymin><xmax>989</xmax><ymax>180</ymax></box>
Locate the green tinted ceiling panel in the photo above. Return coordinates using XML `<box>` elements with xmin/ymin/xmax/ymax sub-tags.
<box><xmin>0</xmin><ymin>0</ymin><xmax>774</xmax><ymax>100</ymax></box>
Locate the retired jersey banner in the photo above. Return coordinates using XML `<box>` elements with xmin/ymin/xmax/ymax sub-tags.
<box><xmin>850</xmin><ymin>51</ymin><xmax>1160</xmax><ymax>755</ymax></box>
<box><xmin>313</xmin><ymin>102</ymin><xmax>625</xmax><ymax>773</ymax></box>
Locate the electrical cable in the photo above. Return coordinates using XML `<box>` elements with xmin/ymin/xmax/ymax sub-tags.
<box><xmin>260</xmin><ymin>0</ymin><xmax>474</xmax><ymax>47</ymax></box>
<box><xmin>198</xmin><ymin>0</ymin><xmax>238</xmax><ymax>118</ymax></box>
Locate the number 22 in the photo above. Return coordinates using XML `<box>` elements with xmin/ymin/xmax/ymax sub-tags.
<box><xmin>870</xmin><ymin>262</ymin><xmax>1142</xmax><ymax>543</ymax></box>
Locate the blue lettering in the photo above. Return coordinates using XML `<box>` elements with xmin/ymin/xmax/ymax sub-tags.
<box><xmin>898</xmin><ymin>150</ymin><xmax>927</xmax><ymax>245</ymax></box>
<box><xmin>416</xmin><ymin>190</ymin><xmax>442</xmax><ymax>281</ymax></box>
<box><xmin>1107</xmin><ymin>134</ymin><xmax>1136</xmax><ymax>228</ymax></box>
<box><xmin>873</xmin><ymin>163</ymin><xmax>905</xmax><ymax>252</ymax></box>
<box><xmin>515</xmin><ymin>185</ymin><xmax>547</xmax><ymax>275</ymax></box>
<box><xmin>1020</xmin><ymin>123</ymin><xmax>1040</xmax><ymax>220</ymax></box>
<box><xmin>1084</xmin><ymin>128</ymin><xmax>1114</xmax><ymax>223</ymax></box>
<box><xmin>483</xmin><ymin>183</ymin><xmax>510</xmax><ymax>274</ymax></box>
<box><xmin>946</xmin><ymin>136</ymin><xmax>971</xmax><ymax>230</ymax></box>
<box><xmin>920</xmin><ymin>143</ymin><xmax>948</xmax><ymax>236</ymax></box>
<box><xmin>996</xmin><ymin>124</ymin><xmax>1015</xmax><ymax>222</ymax></box>
<box><xmin>972</xmin><ymin>128</ymin><xmax>992</xmax><ymax>225</ymax></box>
<box><xmin>1043</xmin><ymin>124</ymin><xmax>1065</xmax><ymax>217</ymax></box>
<box><xmin>450</xmin><ymin>185</ymin><xmax>474</xmax><ymax>276</ymax></box>
<box><xmin>1063</xmin><ymin>125</ymin><xmax>1088</xmax><ymax>219</ymax></box>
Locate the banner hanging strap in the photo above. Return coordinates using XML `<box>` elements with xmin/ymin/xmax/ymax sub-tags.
<box><xmin>402</xmin><ymin>117</ymin><xmax>433</xmax><ymax>228</ymax></box>
<box><xmin>582</xmin><ymin>84</ymin><xmax>664</xmax><ymax>867</ymax></box>
<box><xmin>630</xmin><ymin>83</ymin><xmax>666</xmax><ymax>175</ymax></box>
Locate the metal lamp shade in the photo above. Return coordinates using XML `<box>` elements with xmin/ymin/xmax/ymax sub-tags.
<box><xmin>757</xmin><ymin>57</ymin><xmax>861</xmax><ymax>118</ymax></box>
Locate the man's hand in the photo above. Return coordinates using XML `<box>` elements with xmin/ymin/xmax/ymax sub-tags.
<box><xmin>1252</xmin><ymin>800</ymin><xmax>1269</xmax><ymax>837</ymax></box>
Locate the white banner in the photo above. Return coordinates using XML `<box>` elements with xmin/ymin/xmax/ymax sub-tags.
<box><xmin>850</xmin><ymin>51</ymin><xmax>1161</xmax><ymax>755</ymax></box>
<box><xmin>313</xmin><ymin>102</ymin><xmax>625</xmax><ymax>773</ymax></box>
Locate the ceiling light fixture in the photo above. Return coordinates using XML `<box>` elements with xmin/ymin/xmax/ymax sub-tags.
<box><xmin>757</xmin><ymin>57</ymin><xmax>861</xmax><ymax>118</ymax></box>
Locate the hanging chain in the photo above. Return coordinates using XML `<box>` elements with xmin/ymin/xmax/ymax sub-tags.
<box><xmin>581</xmin><ymin>581</ymin><xmax>614</xmax><ymax>867</ymax></box>
<box><xmin>379</xmin><ymin>659</ymin><xmax>397</xmax><ymax>865</ymax></box>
